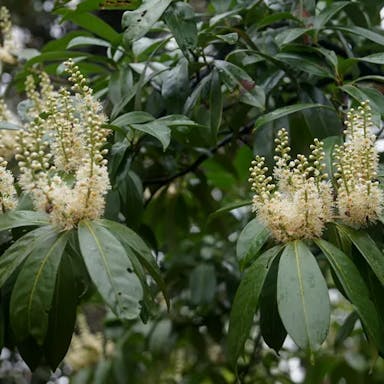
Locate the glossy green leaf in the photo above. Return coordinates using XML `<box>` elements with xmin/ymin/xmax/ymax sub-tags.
<box><xmin>0</xmin><ymin>226</ymin><xmax>54</xmax><ymax>288</ymax></box>
<box><xmin>275</xmin><ymin>28</ymin><xmax>310</xmax><ymax>46</ymax></box>
<box><xmin>275</xmin><ymin>53</ymin><xmax>334</xmax><ymax>78</ymax></box>
<box><xmin>67</xmin><ymin>36</ymin><xmax>111</xmax><ymax>49</ymax></box>
<box><xmin>314</xmin><ymin>1</ymin><xmax>350</xmax><ymax>30</ymax></box>
<box><xmin>260</xmin><ymin>256</ymin><xmax>287</xmax><ymax>353</ymax></box>
<box><xmin>227</xmin><ymin>245</ymin><xmax>282</xmax><ymax>366</ymax></box>
<box><xmin>130</xmin><ymin>121</ymin><xmax>171</xmax><ymax>150</ymax></box>
<box><xmin>315</xmin><ymin>239</ymin><xmax>384</xmax><ymax>351</ymax></box>
<box><xmin>62</xmin><ymin>11</ymin><xmax>120</xmax><ymax>43</ymax></box>
<box><xmin>10</xmin><ymin>229</ymin><xmax>70</xmax><ymax>345</ymax></box>
<box><xmin>236</xmin><ymin>218</ymin><xmax>270</xmax><ymax>269</ymax></box>
<box><xmin>334</xmin><ymin>311</ymin><xmax>359</xmax><ymax>350</ymax></box>
<box><xmin>164</xmin><ymin>2</ymin><xmax>198</xmax><ymax>57</ymax></box>
<box><xmin>208</xmin><ymin>200</ymin><xmax>251</xmax><ymax>221</ymax></box>
<box><xmin>99</xmin><ymin>219</ymin><xmax>168</xmax><ymax>308</ymax></box>
<box><xmin>215</xmin><ymin>60</ymin><xmax>265</xmax><ymax>109</ymax></box>
<box><xmin>209</xmin><ymin>68</ymin><xmax>223</xmax><ymax>141</ymax></box>
<box><xmin>254</xmin><ymin>104</ymin><xmax>326</xmax><ymax>131</ymax></box>
<box><xmin>0</xmin><ymin>211</ymin><xmax>49</xmax><ymax>231</ymax></box>
<box><xmin>122</xmin><ymin>0</ymin><xmax>172</xmax><ymax>43</ymax></box>
<box><xmin>358</xmin><ymin>53</ymin><xmax>384</xmax><ymax>64</ymax></box>
<box><xmin>78</xmin><ymin>220</ymin><xmax>143</xmax><ymax>319</ymax></box>
<box><xmin>333</xmin><ymin>26</ymin><xmax>384</xmax><ymax>46</ymax></box>
<box><xmin>277</xmin><ymin>241</ymin><xmax>330</xmax><ymax>351</ymax></box>
<box><xmin>337</xmin><ymin>225</ymin><xmax>384</xmax><ymax>286</ymax></box>
<box><xmin>44</xmin><ymin>252</ymin><xmax>78</xmax><ymax>370</ymax></box>
<box><xmin>112</xmin><ymin>111</ymin><xmax>154</xmax><ymax>127</ymax></box>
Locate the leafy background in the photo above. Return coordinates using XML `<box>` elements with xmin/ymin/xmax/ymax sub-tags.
<box><xmin>2</xmin><ymin>0</ymin><xmax>384</xmax><ymax>382</ymax></box>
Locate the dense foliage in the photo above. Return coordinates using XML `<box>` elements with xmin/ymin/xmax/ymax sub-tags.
<box><xmin>1</xmin><ymin>0</ymin><xmax>384</xmax><ymax>382</ymax></box>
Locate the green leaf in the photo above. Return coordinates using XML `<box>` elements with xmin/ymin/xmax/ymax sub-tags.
<box><xmin>275</xmin><ymin>53</ymin><xmax>334</xmax><ymax>78</ymax></box>
<box><xmin>277</xmin><ymin>241</ymin><xmax>330</xmax><ymax>351</ymax></box>
<box><xmin>61</xmin><ymin>11</ymin><xmax>120</xmax><ymax>43</ymax></box>
<box><xmin>254</xmin><ymin>104</ymin><xmax>327</xmax><ymax>131</ymax></box>
<box><xmin>78</xmin><ymin>220</ymin><xmax>143</xmax><ymax>319</ymax></box>
<box><xmin>67</xmin><ymin>36</ymin><xmax>111</xmax><ymax>49</ymax></box>
<box><xmin>260</xmin><ymin>256</ymin><xmax>287</xmax><ymax>353</ymax></box>
<box><xmin>164</xmin><ymin>2</ymin><xmax>198</xmax><ymax>58</ymax></box>
<box><xmin>10</xmin><ymin>229</ymin><xmax>70</xmax><ymax>345</ymax></box>
<box><xmin>0</xmin><ymin>226</ymin><xmax>54</xmax><ymax>288</ymax></box>
<box><xmin>189</xmin><ymin>264</ymin><xmax>217</xmax><ymax>305</ymax></box>
<box><xmin>236</xmin><ymin>218</ymin><xmax>270</xmax><ymax>269</ymax></box>
<box><xmin>122</xmin><ymin>0</ymin><xmax>172</xmax><ymax>43</ymax></box>
<box><xmin>209</xmin><ymin>68</ymin><xmax>223</xmax><ymax>142</ymax></box>
<box><xmin>333</xmin><ymin>26</ymin><xmax>384</xmax><ymax>47</ymax></box>
<box><xmin>112</xmin><ymin>111</ymin><xmax>154</xmax><ymax>127</ymax></box>
<box><xmin>98</xmin><ymin>219</ymin><xmax>168</xmax><ymax>308</ymax></box>
<box><xmin>227</xmin><ymin>245</ymin><xmax>282</xmax><ymax>366</ymax></box>
<box><xmin>0</xmin><ymin>211</ymin><xmax>49</xmax><ymax>231</ymax></box>
<box><xmin>275</xmin><ymin>28</ymin><xmax>311</xmax><ymax>46</ymax></box>
<box><xmin>131</xmin><ymin>121</ymin><xmax>171</xmax><ymax>150</ymax></box>
<box><xmin>358</xmin><ymin>53</ymin><xmax>384</xmax><ymax>65</ymax></box>
<box><xmin>315</xmin><ymin>239</ymin><xmax>384</xmax><ymax>352</ymax></box>
<box><xmin>313</xmin><ymin>1</ymin><xmax>350</xmax><ymax>30</ymax></box>
<box><xmin>215</xmin><ymin>60</ymin><xmax>265</xmax><ymax>109</ymax></box>
<box><xmin>44</xmin><ymin>252</ymin><xmax>78</xmax><ymax>370</ymax></box>
<box><xmin>334</xmin><ymin>311</ymin><xmax>359</xmax><ymax>350</ymax></box>
<box><xmin>337</xmin><ymin>225</ymin><xmax>384</xmax><ymax>286</ymax></box>
<box><xmin>208</xmin><ymin>200</ymin><xmax>251</xmax><ymax>221</ymax></box>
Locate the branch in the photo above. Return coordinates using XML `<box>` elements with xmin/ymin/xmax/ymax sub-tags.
<box><xmin>144</xmin><ymin>120</ymin><xmax>255</xmax><ymax>187</ymax></box>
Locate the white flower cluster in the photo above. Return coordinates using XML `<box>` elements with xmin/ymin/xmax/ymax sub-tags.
<box><xmin>249</xmin><ymin>102</ymin><xmax>383</xmax><ymax>243</ymax></box>
<box><xmin>249</xmin><ymin>129</ymin><xmax>333</xmax><ymax>243</ymax></box>
<box><xmin>0</xmin><ymin>6</ymin><xmax>16</xmax><ymax>65</ymax></box>
<box><xmin>334</xmin><ymin>101</ymin><xmax>383</xmax><ymax>226</ymax></box>
<box><xmin>15</xmin><ymin>59</ymin><xmax>111</xmax><ymax>230</ymax></box>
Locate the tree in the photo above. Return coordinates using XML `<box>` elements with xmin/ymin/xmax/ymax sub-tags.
<box><xmin>1</xmin><ymin>0</ymin><xmax>384</xmax><ymax>382</ymax></box>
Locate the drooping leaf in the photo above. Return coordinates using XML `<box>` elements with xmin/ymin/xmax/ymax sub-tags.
<box><xmin>78</xmin><ymin>220</ymin><xmax>143</xmax><ymax>319</ymax></box>
<box><xmin>99</xmin><ymin>219</ymin><xmax>168</xmax><ymax>308</ymax></box>
<box><xmin>67</xmin><ymin>36</ymin><xmax>111</xmax><ymax>49</ymax></box>
<box><xmin>337</xmin><ymin>225</ymin><xmax>384</xmax><ymax>286</ymax></box>
<box><xmin>208</xmin><ymin>200</ymin><xmax>251</xmax><ymax>221</ymax></box>
<box><xmin>333</xmin><ymin>26</ymin><xmax>384</xmax><ymax>47</ymax></box>
<box><xmin>334</xmin><ymin>311</ymin><xmax>359</xmax><ymax>350</ymax></box>
<box><xmin>260</xmin><ymin>255</ymin><xmax>287</xmax><ymax>354</ymax></box>
<box><xmin>0</xmin><ymin>226</ymin><xmax>55</xmax><ymax>288</ymax></box>
<box><xmin>163</xmin><ymin>2</ymin><xmax>198</xmax><ymax>58</ymax></box>
<box><xmin>236</xmin><ymin>218</ymin><xmax>270</xmax><ymax>269</ymax></box>
<box><xmin>277</xmin><ymin>241</ymin><xmax>330</xmax><ymax>352</ymax></box>
<box><xmin>0</xmin><ymin>121</ymin><xmax>22</xmax><ymax>130</ymax></box>
<box><xmin>315</xmin><ymin>239</ymin><xmax>384</xmax><ymax>353</ymax></box>
<box><xmin>275</xmin><ymin>28</ymin><xmax>311</xmax><ymax>46</ymax></box>
<box><xmin>0</xmin><ymin>211</ymin><xmax>49</xmax><ymax>231</ymax></box>
<box><xmin>313</xmin><ymin>1</ymin><xmax>350</xmax><ymax>30</ymax></box>
<box><xmin>254</xmin><ymin>104</ymin><xmax>327</xmax><ymax>131</ymax></box>
<box><xmin>44</xmin><ymin>252</ymin><xmax>78</xmax><ymax>370</ymax></box>
<box><xmin>215</xmin><ymin>60</ymin><xmax>265</xmax><ymax>109</ymax></box>
<box><xmin>131</xmin><ymin>121</ymin><xmax>171</xmax><ymax>151</ymax></box>
<box><xmin>227</xmin><ymin>245</ymin><xmax>282</xmax><ymax>366</ymax></box>
<box><xmin>10</xmin><ymin>229</ymin><xmax>70</xmax><ymax>345</ymax></box>
<box><xmin>209</xmin><ymin>68</ymin><xmax>223</xmax><ymax>142</ymax></box>
<box><xmin>122</xmin><ymin>0</ymin><xmax>172</xmax><ymax>43</ymax></box>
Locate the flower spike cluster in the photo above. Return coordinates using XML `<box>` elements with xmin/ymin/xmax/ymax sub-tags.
<box><xmin>15</xmin><ymin>60</ymin><xmax>111</xmax><ymax>230</ymax></box>
<box><xmin>0</xmin><ymin>6</ymin><xmax>16</xmax><ymax>65</ymax></box>
<box><xmin>334</xmin><ymin>102</ymin><xmax>383</xmax><ymax>226</ymax></box>
<box><xmin>249</xmin><ymin>129</ymin><xmax>333</xmax><ymax>243</ymax></box>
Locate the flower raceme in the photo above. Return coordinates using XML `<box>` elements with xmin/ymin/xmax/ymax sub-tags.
<box><xmin>0</xmin><ymin>6</ymin><xmax>17</xmax><ymax>65</ymax></box>
<box><xmin>249</xmin><ymin>129</ymin><xmax>333</xmax><ymax>243</ymax></box>
<box><xmin>14</xmin><ymin>59</ymin><xmax>111</xmax><ymax>230</ymax></box>
<box><xmin>334</xmin><ymin>102</ymin><xmax>383</xmax><ymax>226</ymax></box>
<box><xmin>249</xmin><ymin>103</ymin><xmax>383</xmax><ymax>243</ymax></box>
